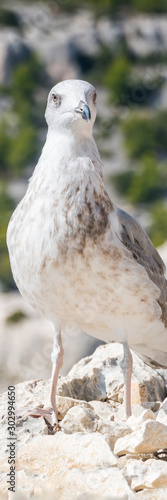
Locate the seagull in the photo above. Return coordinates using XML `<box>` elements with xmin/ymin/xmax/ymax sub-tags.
<box><xmin>7</xmin><ymin>79</ymin><xmax>167</xmax><ymax>428</ymax></box>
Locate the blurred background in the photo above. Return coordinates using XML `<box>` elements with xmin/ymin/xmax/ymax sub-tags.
<box><xmin>0</xmin><ymin>0</ymin><xmax>167</xmax><ymax>392</ymax></box>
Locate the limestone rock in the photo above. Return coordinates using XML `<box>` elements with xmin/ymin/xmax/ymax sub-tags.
<box><xmin>89</xmin><ymin>400</ymin><xmax>114</xmax><ymax>420</ymax></box>
<box><xmin>97</xmin><ymin>419</ymin><xmax>131</xmax><ymax>451</ymax></box>
<box><xmin>61</xmin><ymin>405</ymin><xmax>98</xmax><ymax>433</ymax></box>
<box><xmin>127</xmin><ymin>409</ymin><xmax>156</xmax><ymax>430</ymax></box>
<box><xmin>16</xmin><ymin>432</ymin><xmax>117</xmax><ymax>469</ymax></box>
<box><xmin>57</xmin><ymin>394</ymin><xmax>93</xmax><ymax>418</ymax></box>
<box><xmin>0</xmin><ymin>31</ymin><xmax>29</xmax><ymax>84</ymax></box>
<box><xmin>159</xmin><ymin>397</ymin><xmax>167</xmax><ymax>414</ymax></box>
<box><xmin>123</xmin><ymin>458</ymin><xmax>167</xmax><ymax>490</ymax></box>
<box><xmin>110</xmin><ymin>403</ymin><xmax>158</xmax><ymax>423</ymax></box>
<box><xmin>58</xmin><ymin>343</ymin><xmax>166</xmax><ymax>405</ymax></box>
<box><xmin>156</xmin><ymin>408</ymin><xmax>167</xmax><ymax>425</ymax></box>
<box><xmin>136</xmin><ymin>489</ymin><xmax>167</xmax><ymax>499</ymax></box>
<box><xmin>12</xmin><ymin>468</ymin><xmax>132</xmax><ymax>500</ymax></box>
<box><xmin>0</xmin><ymin>378</ymin><xmax>94</xmax><ymax>424</ymax></box>
<box><xmin>114</xmin><ymin>419</ymin><xmax>167</xmax><ymax>456</ymax></box>
<box><xmin>123</xmin><ymin>16</ymin><xmax>167</xmax><ymax>57</ymax></box>
<box><xmin>0</xmin><ymin>429</ymin><xmax>135</xmax><ymax>499</ymax></box>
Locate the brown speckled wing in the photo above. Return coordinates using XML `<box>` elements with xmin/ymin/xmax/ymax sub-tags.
<box><xmin>117</xmin><ymin>208</ymin><xmax>167</xmax><ymax>327</ymax></box>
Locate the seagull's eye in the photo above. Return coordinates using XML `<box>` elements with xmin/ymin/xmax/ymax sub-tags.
<box><xmin>52</xmin><ymin>94</ymin><xmax>61</xmax><ymax>106</ymax></box>
<box><xmin>92</xmin><ymin>91</ymin><xmax>97</xmax><ymax>105</ymax></box>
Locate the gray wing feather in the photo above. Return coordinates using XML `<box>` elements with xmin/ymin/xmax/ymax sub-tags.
<box><xmin>117</xmin><ymin>207</ymin><xmax>167</xmax><ymax>327</ymax></box>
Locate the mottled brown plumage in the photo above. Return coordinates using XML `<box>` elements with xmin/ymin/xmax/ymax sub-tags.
<box><xmin>7</xmin><ymin>79</ymin><xmax>167</xmax><ymax>426</ymax></box>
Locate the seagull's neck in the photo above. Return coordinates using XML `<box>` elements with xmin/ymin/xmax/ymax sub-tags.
<box><xmin>31</xmin><ymin>128</ymin><xmax>104</xmax><ymax>194</ymax></box>
<box><xmin>44</xmin><ymin>128</ymin><xmax>102</xmax><ymax>167</ymax></box>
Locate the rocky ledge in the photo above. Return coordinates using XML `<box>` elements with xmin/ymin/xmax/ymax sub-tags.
<box><xmin>1</xmin><ymin>343</ymin><xmax>167</xmax><ymax>499</ymax></box>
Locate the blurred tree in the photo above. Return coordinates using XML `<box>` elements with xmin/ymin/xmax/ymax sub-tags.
<box><xmin>153</xmin><ymin>110</ymin><xmax>167</xmax><ymax>154</ymax></box>
<box><xmin>111</xmin><ymin>170</ymin><xmax>134</xmax><ymax>196</ymax></box>
<box><xmin>150</xmin><ymin>203</ymin><xmax>167</xmax><ymax>246</ymax></box>
<box><xmin>127</xmin><ymin>156</ymin><xmax>162</xmax><ymax>203</ymax></box>
<box><xmin>122</xmin><ymin>112</ymin><xmax>167</xmax><ymax>159</ymax></box>
<box><xmin>0</xmin><ymin>8</ymin><xmax>21</xmax><ymax>28</ymax></box>
<box><xmin>104</xmin><ymin>57</ymin><xmax>132</xmax><ymax>102</ymax></box>
<box><xmin>112</xmin><ymin>155</ymin><xmax>167</xmax><ymax>204</ymax></box>
<box><xmin>0</xmin><ymin>51</ymin><xmax>44</xmax><ymax>178</ymax></box>
<box><xmin>11</xmin><ymin>53</ymin><xmax>44</xmax><ymax>124</ymax></box>
<box><xmin>133</xmin><ymin>0</ymin><xmax>167</xmax><ymax>13</ymax></box>
<box><xmin>8</xmin><ymin>126</ymin><xmax>38</xmax><ymax>174</ymax></box>
<box><xmin>52</xmin><ymin>0</ymin><xmax>167</xmax><ymax>14</ymax></box>
<box><xmin>0</xmin><ymin>185</ymin><xmax>15</xmax><ymax>291</ymax></box>
<box><xmin>0</xmin><ymin>120</ymin><xmax>11</xmax><ymax>175</ymax></box>
<box><xmin>122</xmin><ymin>115</ymin><xmax>155</xmax><ymax>158</ymax></box>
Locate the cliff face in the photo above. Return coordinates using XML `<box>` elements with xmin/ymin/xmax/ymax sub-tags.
<box><xmin>1</xmin><ymin>343</ymin><xmax>167</xmax><ymax>499</ymax></box>
<box><xmin>1</xmin><ymin>5</ymin><xmax>167</xmax><ymax>89</ymax></box>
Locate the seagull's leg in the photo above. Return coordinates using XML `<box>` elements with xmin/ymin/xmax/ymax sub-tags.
<box><xmin>120</xmin><ymin>341</ymin><xmax>133</xmax><ymax>419</ymax></box>
<box><xmin>48</xmin><ymin>327</ymin><xmax>64</xmax><ymax>427</ymax></box>
<box><xmin>15</xmin><ymin>327</ymin><xmax>64</xmax><ymax>430</ymax></box>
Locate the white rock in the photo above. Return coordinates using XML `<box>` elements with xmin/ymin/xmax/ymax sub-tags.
<box><xmin>114</xmin><ymin>420</ymin><xmax>167</xmax><ymax>455</ymax></box>
<box><xmin>0</xmin><ymin>31</ymin><xmax>28</xmax><ymax>84</ymax></box>
<box><xmin>89</xmin><ymin>400</ymin><xmax>114</xmax><ymax>420</ymax></box>
<box><xmin>97</xmin><ymin>419</ymin><xmax>131</xmax><ymax>451</ymax></box>
<box><xmin>123</xmin><ymin>458</ymin><xmax>167</xmax><ymax>490</ymax></box>
<box><xmin>12</xmin><ymin>468</ymin><xmax>132</xmax><ymax>499</ymax></box>
<box><xmin>159</xmin><ymin>397</ymin><xmax>167</xmax><ymax>414</ymax></box>
<box><xmin>61</xmin><ymin>405</ymin><xmax>98</xmax><ymax>433</ymax></box>
<box><xmin>127</xmin><ymin>409</ymin><xmax>156</xmax><ymax>430</ymax></box>
<box><xmin>156</xmin><ymin>409</ymin><xmax>167</xmax><ymax>425</ymax></box>
<box><xmin>0</xmin><ymin>431</ymin><xmax>136</xmax><ymax>498</ymax></box>
<box><xmin>57</xmin><ymin>394</ymin><xmax>94</xmax><ymax>418</ymax></box>
<box><xmin>111</xmin><ymin>403</ymin><xmax>150</xmax><ymax>423</ymax></box>
<box><xmin>123</xmin><ymin>16</ymin><xmax>167</xmax><ymax>57</ymax></box>
<box><xmin>58</xmin><ymin>343</ymin><xmax>165</xmax><ymax>405</ymax></box>
<box><xmin>136</xmin><ymin>488</ymin><xmax>167</xmax><ymax>499</ymax></box>
<box><xmin>97</xmin><ymin>18</ymin><xmax>122</xmax><ymax>46</ymax></box>
<box><xmin>18</xmin><ymin>431</ymin><xmax>118</xmax><ymax>468</ymax></box>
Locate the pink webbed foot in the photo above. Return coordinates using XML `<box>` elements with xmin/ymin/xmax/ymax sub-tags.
<box><xmin>16</xmin><ymin>405</ymin><xmax>60</xmax><ymax>431</ymax></box>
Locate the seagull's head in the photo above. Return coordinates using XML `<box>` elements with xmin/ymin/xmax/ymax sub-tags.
<box><xmin>45</xmin><ymin>79</ymin><xmax>97</xmax><ymax>137</ymax></box>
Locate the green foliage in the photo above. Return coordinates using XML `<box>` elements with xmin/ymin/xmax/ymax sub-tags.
<box><xmin>0</xmin><ymin>50</ymin><xmax>44</xmax><ymax>289</ymax></box>
<box><xmin>133</xmin><ymin>0</ymin><xmax>167</xmax><ymax>13</ymax></box>
<box><xmin>104</xmin><ymin>57</ymin><xmax>132</xmax><ymax>102</ymax></box>
<box><xmin>0</xmin><ymin>184</ymin><xmax>14</xmax><ymax>213</ymax></box>
<box><xmin>122</xmin><ymin>111</ymin><xmax>167</xmax><ymax>159</ymax></box>
<box><xmin>153</xmin><ymin>110</ymin><xmax>167</xmax><ymax>154</ymax></box>
<box><xmin>103</xmin><ymin>55</ymin><xmax>161</xmax><ymax>105</ymax></box>
<box><xmin>11</xmin><ymin>53</ymin><xmax>42</xmax><ymax>99</ymax></box>
<box><xmin>0</xmin><ymin>52</ymin><xmax>43</xmax><ymax>177</ymax></box>
<box><xmin>53</xmin><ymin>0</ymin><xmax>167</xmax><ymax>14</ymax></box>
<box><xmin>0</xmin><ymin>120</ymin><xmax>11</xmax><ymax>174</ymax></box>
<box><xmin>0</xmin><ymin>8</ymin><xmax>20</xmax><ymax>27</ymax></box>
<box><xmin>127</xmin><ymin>156</ymin><xmax>162</xmax><ymax>203</ymax></box>
<box><xmin>11</xmin><ymin>0</ymin><xmax>167</xmax><ymax>13</ymax></box>
<box><xmin>122</xmin><ymin>115</ymin><xmax>155</xmax><ymax>158</ymax></box>
<box><xmin>11</xmin><ymin>53</ymin><xmax>44</xmax><ymax>124</ymax></box>
<box><xmin>111</xmin><ymin>155</ymin><xmax>167</xmax><ymax>204</ymax></box>
<box><xmin>0</xmin><ymin>185</ymin><xmax>15</xmax><ymax>291</ymax></box>
<box><xmin>111</xmin><ymin>170</ymin><xmax>134</xmax><ymax>196</ymax></box>
<box><xmin>8</xmin><ymin>126</ymin><xmax>38</xmax><ymax>174</ymax></box>
<box><xmin>6</xmin><ymin>310</ymin><xmax>27</xmax><ymax>323</ymax></box>
<box><xmin>84</xmin><ymin>0</ymin><xmax>131</xmax><ymax>15</ymax></box>
<box><xmin>84</xmin><ymin>45</ymin><xmax>114</xmax><ymax>84</ymax></box>
<box><xmin>0</xmin><ymin>119</ymin><xmax>39</xmax><ymax>176</ymax></box>
<box><xmin>150</xmin><ymin>204</ymin><xmax>167</xmax><ymax>247</ymax></box>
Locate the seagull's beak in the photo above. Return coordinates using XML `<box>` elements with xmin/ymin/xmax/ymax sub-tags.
<box><xmin>74</xmin><ymin>101</ymin><xmax>91</xmax><ymax>121</ymax></box>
